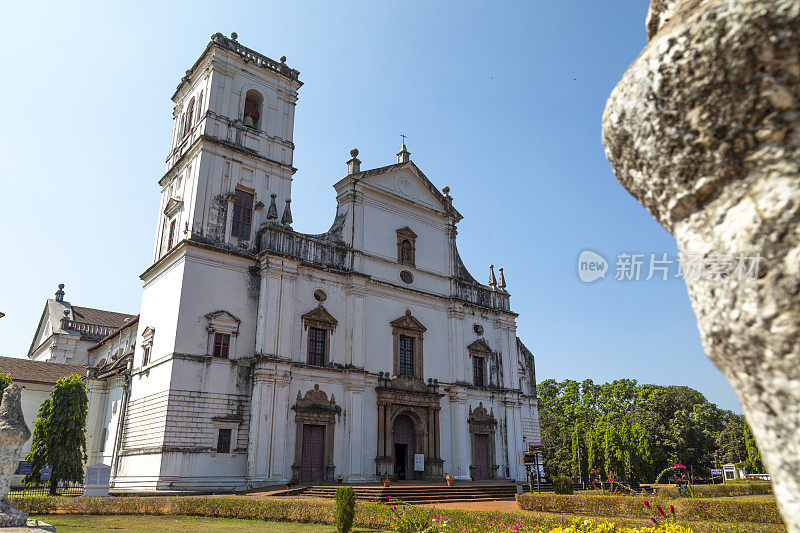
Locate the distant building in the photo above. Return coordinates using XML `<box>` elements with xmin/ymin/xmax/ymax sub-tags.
<box><xmin>27</xmin><ymin>284</ymin><xmax>135</xmax><ymax>365</ymax></box>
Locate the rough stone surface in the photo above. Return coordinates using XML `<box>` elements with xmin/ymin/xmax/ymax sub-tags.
<box><xmin>0</xmin><ymin>384</ymin><xmax>33</xmax><ymax>527</ymax></box>
<box><xmin>602</xmin><ymin>1</ymin><xmax>800</xmax><ymax>530</ymax></box>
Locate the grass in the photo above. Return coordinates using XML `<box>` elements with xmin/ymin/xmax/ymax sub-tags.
<box><xmin>32</xmin><ymin>514</ymin><xmax>377</xmax><ymax>532</ymax></box>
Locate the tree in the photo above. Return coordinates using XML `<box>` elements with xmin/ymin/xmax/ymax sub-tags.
<box><xmin>538</xmin><ymin>379</ymin><xmax>746</xmax><ymax>483</ymax></box>
<box><xmin>0</xmin><ymin>373</ymin><xmax>11</xmax><ymax>397</ymax></box>
<box><xmin>571</xmin><ymin>423</ymin><xmax>588</xmax><ymax>483</ymax></box>
<box><xmin>23</xmin><ymin>375</ymin><xmax>88</xmax><ymax>494</ymax></box>
<box><xmin>586</xmin><ymin>426</ymin><xmax>604</xmax><ymax>480</ymax></box>
<box><xmin>604</xmin><ymin>423</ymin><xmax>624</xmax><ymax>480</ymax></box>
<box><xmin>743</xmin><ymin>422</ymin><xmax>763</xmax><ymax>473</ymax></box>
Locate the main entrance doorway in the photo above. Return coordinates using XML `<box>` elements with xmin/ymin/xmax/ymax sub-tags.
<box><xmin>300</xmin><ymin>424</ymin><xmax>325</xmax><ymax>483</ymax></box>
<box><xmin>392</xmin><ymin>415</ymin><xmax>414</xmax><ymax>480</ymax></box>
<box><xmin>473</xmin><ymin>433</ymin><xmax>490</xmax><ymax>479</ymax></box>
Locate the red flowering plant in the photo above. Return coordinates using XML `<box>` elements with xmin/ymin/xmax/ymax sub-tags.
<box><xmin>643</xmin><ymin>499</ymin><xmax>678</xmax><ymax>525</ymax></box>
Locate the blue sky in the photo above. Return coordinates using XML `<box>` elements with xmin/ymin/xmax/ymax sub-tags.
<box><xmin>0</xmin><ymin>1</ymin><xmax>742</xmax><ymax>412</ymax></box>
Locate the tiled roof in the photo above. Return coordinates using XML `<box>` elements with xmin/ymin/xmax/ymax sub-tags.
<box><xmin>70</xmin><ymin>307</ymin><xmax>136</xmax><ymax>329</ymax></box>
<box><xmin>0</xmin><ymin>356</ymin><xmax>85</xmax><ymax>385</ymax></box>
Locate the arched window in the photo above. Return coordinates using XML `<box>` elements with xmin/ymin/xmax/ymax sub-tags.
<box><xmin>184</xmin><ymin>98</ymin><xmax>195</xmax><ymax>136</ymax></box>
<box><xmin>243</xmin><ymin>90</ymin><xmax>263</xmax><ymax>129</ymax></box>
<box><xmin>197</xmin><ymin>91</ymin><xmax>204</xmax><ymax>121</ymax></box>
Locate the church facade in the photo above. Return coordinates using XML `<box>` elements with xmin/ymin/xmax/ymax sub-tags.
<box><xmin>33</xmin><ymin>33</ymin><xmax>541</xmax><ymax>491</ymax></box>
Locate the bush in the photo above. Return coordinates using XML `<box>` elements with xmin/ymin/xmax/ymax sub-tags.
<box><xmin>655</xmin><ymin>482</ymin><xmax>772</xmax><ymax>499</ymax></box>
<box><xmin>335</xmin><ymin>486</ymin><xmax>356</xmax><ymax>533</ymax></box>
<box><xmin>555</xmin><ymin>475</ymin><xmax>575</xmax><ymax>495</ymax></box>
<box><xmin>516</xmin><ymin>493</ymin><xmax>783</xmax><ymax>525</ymax></box>
<box><xmin>10</xmin><ymin>495</ymin><xmax>785</xmax><ymax>533</ymax></box>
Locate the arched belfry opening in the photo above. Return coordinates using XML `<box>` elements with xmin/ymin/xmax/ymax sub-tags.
<box><xmin>243</xmin><ymin>89</ymin><xmax>263</xmax><ymax>129</ymax></box>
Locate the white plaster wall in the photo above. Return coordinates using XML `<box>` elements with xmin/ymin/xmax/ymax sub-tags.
<box><xmin>173</xmin><ymin>247</ymin><xmax>257</xmax><ymax>358</ymax></box>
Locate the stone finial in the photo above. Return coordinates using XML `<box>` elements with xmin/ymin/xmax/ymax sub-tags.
<box><xmin>0</xmin><ymin>384</ymin><xmax>31</xmax><ymax>527</ymax></box>
<box><xmin>280</xmin><ymin>56</ymin><xmax>287</xmax><ymax>63</ymax></box>
<box><xmin>442</xmin><ymin>186</ymin><xmax>450</xmax><ymax>197</ymax></box>
<box><xmin>488</xmin><ymin>265</ymin><xmax>497</xmax><ymax>288</ymax></box>
<box><xmin>54</xmin><ymin>283</ymin><xmax>65</xmax><ymax>303</ymax></box>
<box><xmin>498</xmin><ymin>267</ymin><xmax>507</xmax><ymax>291</ymax></box>
<box><xmin>602</xmin><ymin>0</ymin><xmax>800</xmax><ymax>528</ymax></box>
<box><xmin>281</xmin><ymin>198</ymin><xmax>293</xmax><ymax>226</ymax></box>
<box><xmin>231</xmin><ymin>32</ymin><xmax>238</xmax><ymax>40</ymax></box>
<box><xmin>266</xmin><ymin>193</ymin><xmax>278</xmax><ymax>221</ymax></box>
<box><xmin>347</xmin><ymin>148</ymin><xmax>361</xmax><ymax>175</ymax></box>
<box><xmin>397</xmin><ymin>142</ymin><xmax>411</xmax><ymax>163</ymax></box>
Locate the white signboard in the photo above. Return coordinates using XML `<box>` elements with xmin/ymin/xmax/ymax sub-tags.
<box><xmin>83</xmin><ymin>463</ymin><xmax>111</xmax><ymax>497</ymax></box>
<box><xmin>414</xmin><ymin>454</ymin><xmax>425</xmax><ymax>472</ymax></box>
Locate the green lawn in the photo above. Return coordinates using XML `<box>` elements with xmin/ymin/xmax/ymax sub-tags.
<box><xmin>31</xmin><ymin>515</ymin><xmax>376</xmax><ymax>533</ymax></box>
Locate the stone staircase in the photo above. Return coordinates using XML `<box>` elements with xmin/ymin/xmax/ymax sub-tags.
<box><xmin>300</xmin><ymin>482</ymin><xmax>527</xmax><ymax>505</ymax></box>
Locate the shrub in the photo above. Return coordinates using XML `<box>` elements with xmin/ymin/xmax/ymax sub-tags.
<box><xmin>10</xmin><ymin>495</ymin><xmax>784</xmax><ymax>533</ymax></box>
<box><xmin>335</xmin><ymin>486</ymin><xmax>356</xmax><ymax>533</ymax></box>
<box><xmin>656</xmin><ymin>482</ymin><xmax>772</xmax><ymax>499</ymax></box>
<box><xmin>554</xmin><ymin>475</ymin><xmax>575</xmax><ymax>495</ymax></box>
<box><xmin>516</xmin><ymin>493</ymin><xmax>783</xmax><ymax>525</ymax></box>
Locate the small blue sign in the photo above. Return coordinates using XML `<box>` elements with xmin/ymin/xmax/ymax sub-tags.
<box><xmin>14</xmin><ymin>461</ymin><xmax>32</xmax><ymax>476</ymax></box>
<box><xmin>40</xmin><ymin>465</ymin><xmax>52</xmax><ymax>481</ymax></box>
<box><xmin>711</xmin><ymin>468</ymin><xmax>724</xmax><ymax>476</ymax></box>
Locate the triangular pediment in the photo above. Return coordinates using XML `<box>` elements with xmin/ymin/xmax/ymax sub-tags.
<box><xmin>205</xmin><ymin>310</ymin><xmax>241</xmax><ymax>324</ymax></box>
<box><xmin>301</xmin><ymin>305</ymin><xmax>338</xmax><ymax>327</ymax></box>
<box><xmin>164</xmin><ymin>197</ymin><xmax>184</xmax><ymax>217</ymax></box>
<box><xmin>390</xmin><ymin>310</ymin><xmax>427</xmax><ymax>332</ymax></box>
<box><xmin>396</xmin><ymin>226</ymin><xmax>417</xmax><ymax>239</ymax></box>
<box><xmin>467</xmin><ymin>338</ymin><xmax>492</xmax><ymax>354</ymax></box>
<box><xmin>351</xmin><ymin>162</ymin><xmax>463</xmax><ymax>222</ymax></box>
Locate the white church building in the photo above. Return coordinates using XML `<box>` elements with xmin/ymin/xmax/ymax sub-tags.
<box><xmin>27</xmin><ymin>33</ymin><xmax>541</xmax><ymax>491</ymax></box>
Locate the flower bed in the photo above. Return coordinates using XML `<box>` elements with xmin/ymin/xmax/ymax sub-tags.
<box><xmin>516</xmin><ymin>493</ymin><xmax>782</xmax><ymax>524</ymax></box>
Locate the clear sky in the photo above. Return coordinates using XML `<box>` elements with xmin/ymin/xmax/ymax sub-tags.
<box><xmin>0</xmin><ymin>1</ymin><xmax>742</xmax><ymax>412</ymax></box>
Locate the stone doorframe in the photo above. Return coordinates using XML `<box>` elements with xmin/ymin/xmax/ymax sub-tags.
<box><xmin>468</xmin><ymin>402</ymin><xmax>499</xmax><ymax>480</ymax></box>
<box><xmin>375</xmin><ymin>373</ymin><xmax>444</xmax><ymax>480</ymax></box>
<box><xmin>291</xmin><ymin>384</ymin><xmax>341</xmax><ymax>482</ymax></box>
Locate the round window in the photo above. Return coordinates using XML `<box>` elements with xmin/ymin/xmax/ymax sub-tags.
<box><xmin>400</xmin><ymin>270</ymin><xmax>414</xmax><ymax>284</ymax></box>
<box><xmin>473</xmin><ymin>324</ymin><xmax>484</xmax><ymax>336</ymax></box>
<box><xmin>313</xmin><ymin>289</ymin><xmax>327</xmax><ymax>302</ymax></box>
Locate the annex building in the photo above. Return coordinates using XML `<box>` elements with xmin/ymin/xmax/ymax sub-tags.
<box><xmin>26</xmin><ymin>33</ymin><xmax>541</xmax><ymax>491</ymax></box>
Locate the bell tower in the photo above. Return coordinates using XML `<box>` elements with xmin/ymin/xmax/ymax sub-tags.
<box><xmin>152</xmin><ymin>32</ymin><xmax>303</xmax><ymax>262</ymax></box>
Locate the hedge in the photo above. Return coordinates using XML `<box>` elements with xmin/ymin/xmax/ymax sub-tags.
<box><xmin>516</xmin><ymin>494</ymin><xmax>783</xmax><ymax>525</ymax></box>
<box><xmin>10</xmin><ymin>495</ymin><xmax>785</xmax><ymax>533</ymax></box>
<box><xmin>655</xmin><ymin>482</ymin><xmax>772</xmax><ymax>499</ymax></box>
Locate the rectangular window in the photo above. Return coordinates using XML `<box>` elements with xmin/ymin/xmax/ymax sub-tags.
<box><xmin>231</xmin><ymin>189</ymin><xmax>255</xmax><ymax>240</ymax></box>
<box><xmin>213</xmin><ymin>332</ymin><xmax>230</xmax><ymax>358</ymax></box>
<box><xmin>308</xmin><ymin>327</ymin><xmax>326</xmax><ymax>366</ymax></box>
<box><xmin>399</xmin><ymin>335</ymin><xmax>415</xmax><ymax>377</ymax></box>
<box><xmin>217</xmin><ymin>428</ymin><xmax>232</xmax><ymax>454</ymax></box>
<box><xmin>167</xmin><ymin>219</ymin><xmax>177</xmax><ymax>249</ymax></box>
<box><xmin>142</xmin><ymin>345</ymin><xmax>151</xmax><ymax>366</ymax></box>
<box><xmin>473</xmin><ymin>356</ymin><xmax>485</xmax><ymax>387</ymax></box>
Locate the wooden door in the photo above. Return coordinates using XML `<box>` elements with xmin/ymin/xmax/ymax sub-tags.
<box><xmin>392</xmin><ymin>415</ymin><xmax>415</xmax><ymax>479</ymax></box>
<box><xmin>474</xmin><ymin>434</ymin><xmax>490</xmax><ymax>479</ymax></box>
<box><xmin>300</xmin><ymin>424</ymin><xmax>325</xmax><ymax>483</ymax></box>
